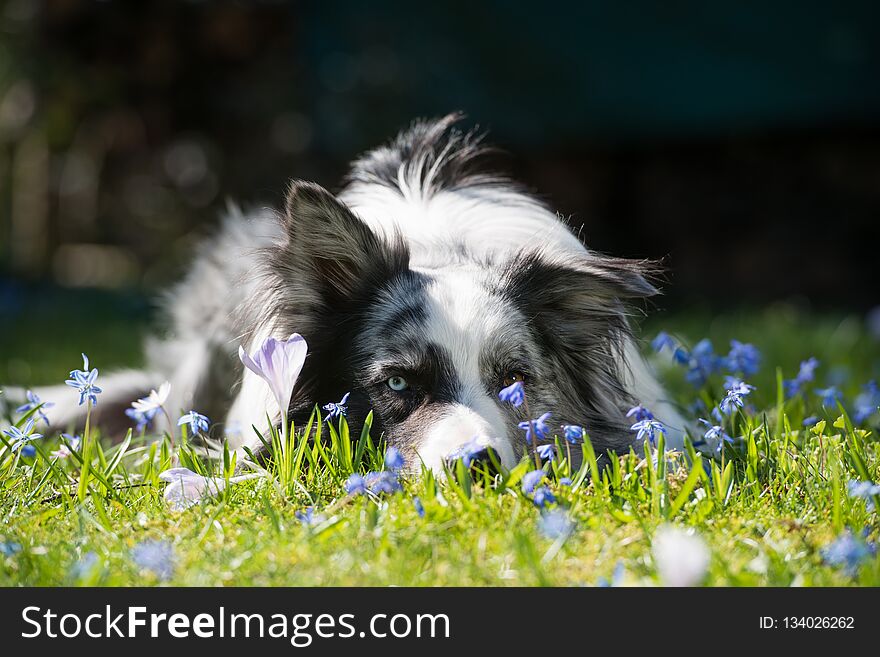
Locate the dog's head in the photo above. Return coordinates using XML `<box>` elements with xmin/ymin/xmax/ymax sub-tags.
<box><xmin>260</xmin><ymin>177</ymin><xmax>658</xmax><ymax>473</ymax></box>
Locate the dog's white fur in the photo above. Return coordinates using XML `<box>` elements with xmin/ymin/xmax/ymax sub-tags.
<box><xmin>11</xmin><ymin>116</ymin><xmax>686</xmax><ymax>472</ymax></box>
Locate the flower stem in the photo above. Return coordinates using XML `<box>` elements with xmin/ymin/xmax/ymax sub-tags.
<box><xmin>76</xmin><ymin>401</ymin><xmax>92</xmax><ymax>502</ymax></box>
<box><xmin>160</xmin><ymin>406</ymin><xmax>175</xmax><ymax>452</ymax></box>
<box><xmin>521</xmin><ymin>396</ymin><xmax>541</xmax><ymax>469</ymax></box>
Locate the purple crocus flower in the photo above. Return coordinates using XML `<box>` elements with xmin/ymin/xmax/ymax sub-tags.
<box><xmin>158</xmin><ymin>467</ymin><xmax>259</xmax><ymax>511</ymax></box>
<box><xmin>239</xmin><ymin>333</ymin><xmax>308</xmax><ymax>419</ymax></box>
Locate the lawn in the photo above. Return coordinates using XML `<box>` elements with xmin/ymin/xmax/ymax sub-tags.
<box><xmin>1</xmin><ymin>293</ymin><xmax>879</xmax><ymax>586</ymax></box>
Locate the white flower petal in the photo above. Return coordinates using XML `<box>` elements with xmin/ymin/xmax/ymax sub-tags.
<box><xmin>652</xmin><ymin>525</ymin><xmax>710</xmax><ymax>587</ymax></box>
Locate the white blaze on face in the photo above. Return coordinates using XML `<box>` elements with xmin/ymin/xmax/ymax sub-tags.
<box><xmin>413</xmin><ymin>268</ymin><xmax>516</xmax><ymax>472</ymax></box>
<box><xmin>416</xmin><ymin>403</ymin><xmax>515</xmax><ymax>473</ymax></box>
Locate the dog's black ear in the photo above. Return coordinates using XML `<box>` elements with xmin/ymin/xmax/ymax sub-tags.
<box><xmin>570</xmin><ymin>255</ymin><xmax>660</xmax><ymax>301</ymax></box>
<box><xmin>502</xmin><ymin>250</ymin><xmax>659</xmax><ymax>316</ymax></box>
<box><xmin>280</xmin><ymin>181</ymin><xmax>409</xmax><ymax>302</ymax></box>
<box><xmin>500</xmin><ymin>251</ymin><xmax>661</xmax><ymax>453</ymax></box>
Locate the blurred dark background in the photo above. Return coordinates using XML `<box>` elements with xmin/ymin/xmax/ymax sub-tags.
<box><xmin>1</xmin><ymin>0</ymin><xmax>879</xmax><ymax>336</ymax></box>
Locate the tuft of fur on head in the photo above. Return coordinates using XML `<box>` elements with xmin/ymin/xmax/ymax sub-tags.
<box><xmin>346</xmin><ymin>112</ymin><xmax>514</xmax><ymax>202</ymax></box>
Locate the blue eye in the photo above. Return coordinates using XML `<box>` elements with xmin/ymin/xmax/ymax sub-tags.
<box><xmin>387</xmin><ymin>376</ymin><xmax>409</xmax><ymax>392</ymax></box>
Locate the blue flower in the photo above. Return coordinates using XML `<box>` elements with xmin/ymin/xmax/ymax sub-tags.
<box><xmin>725</xmin><ymin>340</ymin><xmax>761</xmax><ymax>376</ymax></box>
<box><xmin>558</xmin><ymin>477</ymin><xmax>573</xmax><ymax>486</ymax></box>
<box><xmin>847</xmin><ymin>480</ymin><xmax>880</xmax><ymax>511</ymax></box>
<box><xmin>853</xmin><ymin>381</ymin><xmax>880</xmax><ymax>423</ymax></box>
<box><xmin>798</xmin><ymin>357</ymin><xmax>821</xmax><ymax>382</ymax></box>
<box><xmin>521</xmin><ymin>469</ymin><xmax>546</xmax><ymax>494</ymax></box>
<box><xmin>344</xmin><ymin>473</ymin><xmax>366</xmax><ymax>495</ymax></box>
<box><xmin>295</xmin><ymin>507</ymin><xmax>324</xmax><ymax>526</ymax></box>
<box><xmin>783</xmin><ymin>379</ymin><xmax>802</xmax><ymax>399</ymax></box>
<box><xmin>821</xmin><ymin>531</ymin><xmax>876</xmax><ymax>576</ymax></box>
<box><xmin>630</xmin><ymin>418</ymin><xmax>666</xmax><ymax>446</ymax></box>
<box><xmin>15</xmin><ymin>390</ymin><xmax>54</xmax><ymax>425</ymax></box>
<box><xmin>719</xmin><ymin>380</ymin><xmax>754</xmax><ymax>415</ymax></box>
<box><xmin>52</xmin><ymin>434</ymin><xmax>80</xmax><ymax>459</ymax></box>
<box><xmin>131</xmin><ymin>539</ymin><xmax>175</xmax><ymax>581</ymax></box>
<box><xmin>815</xmin><ymin>386</ymin><xmax>842</xmax><ymax>408</ymax></box>
<box><xmin>803</xmin><ymin>416</ymin><xmax>819</xmax><ymax>427</ymax></box>
<box><xmin>538</xmin><ymin>509</ymin><xmax>573</xmax><ymax>539</ymax></box>
<box><xmin>447</xmin><ymin>437</ymin><xmax>486</xmax><ymax>468</ymax></box>
<box><xmin>597</xmin><ymin>561</ymin><xmax>626</xmax><ymax>587</ymax></box>
<box><xmin>625</xmin><ymin>405</ymin><xmax>654</xmax><ymax>422</ymax></box>
<box><xmin>532</xmin><ymin>486</ymin><xmax>556</xmax><ymax>508</ymax></box>
<box><xmin>518</xmin><ymin>412</ymin><xmax>552</xmax><ymax>442</ymax></box>
<box><xmin>384</xmin><ymin>446</ymin><xmax>404</xmax><ymax>471</ymax></box>
<box><xmin>64</xmin><ymin>353</ymin><xmax>102</xmax><ymax>406</ymax></box>
<box><xmin>651</xmin><ymin>331</ymin><xmax>676</xmax><ymax>353</ymax></box>
<box><xmin>126</xmin><ymin>407</ymin><xmax>157</xmax><ymax>432</ymax></box>
<box><xmin>323</xmin><ymin>392</ymin><xmax>351</xmax><ymax>421</ymax></box>
<box><xmin>413</xmin><ymin>497</ymin><xmax>425</xmax><ymax>518</ymax></box>
<box><xmin>723</xmin><ymin>377</ymin><xmax>755</xmax><ymax>396</ymax></box>
<box><xmin>295</xmin><ymin>507</ymin><xmax>314</xmax><ymax>524</ymax></box>
<box><xmin>177</xmin><ymin>411</ymin><xmax>210</xmax><ymax>435</ymax></box>
<box><xmin>536</xmin><ymin>444</ymin><xmax>556</xmax><ymax>461</ymax></box>
<box><xmin>3</xmin><ymin>418</ymin><xmax>43</xmax><ymax>453</ymax></box>
<box><xmin>365</xmin><ymin>470</ymin><xmax>402</xmax><ymax>495</ymax></box>
<box><xmin>561</xmin><ymin>424</ymin><xmax>584</xmax><ymax>444</ymax></box>
<box><xmin>672</xmin><ymin>347</ymin><xmax>690</xmax><ymax>365</ymax></box>
<box><xmin>784</xmin><ymin>357</ymin><xmax>821</xmax><ymax>399</ymax></box>
<box><xmin>73</xmin><ymin>552</ymin><xmax>99</xmax><ymax>579</ymax></box>
<box><xmin>698</xmin><ymin>418</ymin><xmax>734</xmax><ymax>453</ymax></box>
<box><xmin>498</xmin><ymin>380</ymin><xmax>525</xmax><ymax>407</ymax></box>
<box><xmin>688</xmin><ymin>398</ymin><xmax>708</xmax><ymax>416</ymax></box>
<box><xmin>684</xmin><ymin>339</ymin><xmax>722</xmax><ymax>387</ymax></box>
<box><xmin>0</xmin><ymin>541</ymin><xmax>22</xmax><ymax>557</ymax></box>
<box><xmin>719</xmin><ymin>392</ymin><xmax>745</xmax><ymax>415</ymax></box>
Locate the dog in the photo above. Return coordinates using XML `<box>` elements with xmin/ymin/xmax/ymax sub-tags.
<box><xmin>15</xmin><ymin>114</ymin><xmax>684</xmax><ymax>472</ymax></box>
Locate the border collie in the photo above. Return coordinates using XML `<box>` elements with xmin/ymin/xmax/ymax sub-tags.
<box><xmin>22</xmin><ymin>114</ymin><xmax>684</xmax><ymax>472</ymax></box>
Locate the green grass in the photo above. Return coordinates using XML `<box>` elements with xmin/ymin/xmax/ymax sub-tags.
<box><xmin>1</xmin><ymin>303</ymin><xmax>879</xmax><ymax>586</ymax></box>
